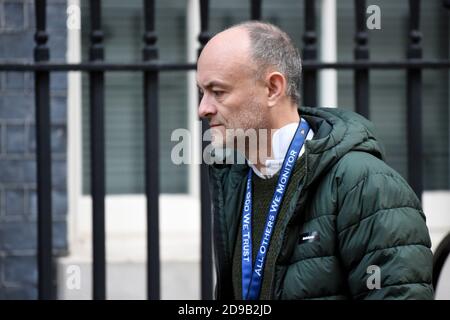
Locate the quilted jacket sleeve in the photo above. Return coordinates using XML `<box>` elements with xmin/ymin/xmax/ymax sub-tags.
<box><xmin>335</xmin><ymin>154</ymin><xmax>434</xmax><ymax>300</ymax></box>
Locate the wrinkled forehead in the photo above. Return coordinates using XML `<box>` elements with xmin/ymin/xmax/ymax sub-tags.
<box><xmin>197</xmin><ymin>55</ymin><xmax>249</xmax><ymax>87</ymax></box>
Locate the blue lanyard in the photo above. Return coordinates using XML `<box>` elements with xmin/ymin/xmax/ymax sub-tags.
<box><xmin>241</xmin><ymin>118</ymin><xmax>310</xmax><ymax>300</ymax></box>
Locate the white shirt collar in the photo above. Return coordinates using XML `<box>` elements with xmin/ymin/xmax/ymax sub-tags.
<box><xmin>248</xmin><ymin>119</ymin><xmax>314</xmax><ymax>179</ymax></box>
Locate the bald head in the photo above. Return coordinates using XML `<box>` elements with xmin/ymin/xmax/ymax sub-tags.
<box><xmin>202</xmin><ymin>25</ymin><xmax>251</xmax><ymax>58</ymax></box>
<box><xmin>198</xmin><ymin>26</ymin><xmax>256</xmax><ymax>83</ymax></box>
<box><xmin>199</xmin><ymin>21</ymin><xmax>302</xmax><ymax>105</ymax></box>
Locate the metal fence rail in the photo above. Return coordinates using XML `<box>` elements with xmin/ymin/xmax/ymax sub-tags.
<box><xmin>143</xmin><ymin>0</ymin><xmax>161</xmax><ymax>301</ymax></box>
<box><xmin>34</xmin><ymin>0</ymin><xmax>52</xmax><ymax>300</ymax></box>
<box><xmin>0</xmin><ymin>0</ymin><xmax>449</xmax><ymax>300</ymax></box>
<box><xmin>88</xmin><ymin>0</ymin><xmax>106</xmax><ymax>300</ymax></box>
<box><xmin>199</xmin><ymin>0</ymin><xmax>213</xmax><ymax>301</ymax></box>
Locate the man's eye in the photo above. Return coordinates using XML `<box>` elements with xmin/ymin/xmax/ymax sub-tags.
<box><xmin>198</xmin><ymin>89</ymin><xmax>204</xmax><ymax>98</ymax></box>
<box><xmin>213</xmin><ymin>90</ymin><xmax>224</xmax><ymax>97</ymax></box>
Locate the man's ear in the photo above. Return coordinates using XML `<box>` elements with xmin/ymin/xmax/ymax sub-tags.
<box><xmin>266</xmin><ymin>72</ymin><xmax>287</xmax><ymax>107</ymax></box>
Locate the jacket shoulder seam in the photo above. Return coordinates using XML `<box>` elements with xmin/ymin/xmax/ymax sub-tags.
<box><xmin>361</xmin><ymin>242</ymin><xmax>430</xmax><ymax>258</ymax></box>
<box><xmin>338</xmin><ymin>205</ymin><xmax>420</xmax><ymax>235</ymax></box>
<box><xmin>338</xmin><ymin>170</ymin><xmax>400</xmax><ymax>196</ymax></box>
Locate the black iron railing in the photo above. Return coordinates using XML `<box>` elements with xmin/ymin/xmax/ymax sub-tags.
<box><xmin>143</xmin><ymin>0</ymin><xmax>161</xmax><ymax>301</ymax></box>
<box><xmin>88</xmin><ymin>0</ymin><xmax>106</xmax><ymax>300</ymax></box>
<box><xmin>34</xmin><ymin>0</ymin><xmax>52</xmax><ymax>300</ymax></box>
<box><xmin>0</xmin><ymin>0</ymin><xmax>449</xmax><ymax>300</ymax></box>
<box><xmin>198</xmin><ymin>0</ymin><xmax>213</xmax><ymax>301</ymax></box>
<box><xmin>302</xmin><ymin>0</ymin><xmax>318</xmax><ymax>108</ymax></box>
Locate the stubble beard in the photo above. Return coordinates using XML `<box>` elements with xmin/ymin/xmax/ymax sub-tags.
<box><xmin>215</xmin><ymin>99</ymin><xmax>270</xmax><ymax>164</ymax></box>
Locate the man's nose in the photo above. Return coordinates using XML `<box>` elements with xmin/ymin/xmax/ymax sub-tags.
<box><xmin>198</xmin><ymin>94</ymin><xmax>217</xmax><ymax>119</ymax></box>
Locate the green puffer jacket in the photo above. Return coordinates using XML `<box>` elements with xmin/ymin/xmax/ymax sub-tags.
<box><xmin>209</xmin><ymin>106</ymin><xmax>434</xmax><ymax>300</ymax></box>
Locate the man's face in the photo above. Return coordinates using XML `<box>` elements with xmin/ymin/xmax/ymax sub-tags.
<box><xmin>196</xmin><ymin>28</ymin><xmax>268</xmax><ymax>149</ymax></box>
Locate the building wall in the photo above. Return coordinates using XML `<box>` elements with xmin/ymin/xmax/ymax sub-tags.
<box><xmin>0</xmin><ymin>0</ymin><xmax>67</xmax><ymax>299</ymax></box>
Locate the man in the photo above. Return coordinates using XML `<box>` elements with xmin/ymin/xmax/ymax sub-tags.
<box><xmin>196</xmin><ymin>21</ymin><xmax>434</xmax><ymax>300</ymax></box>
